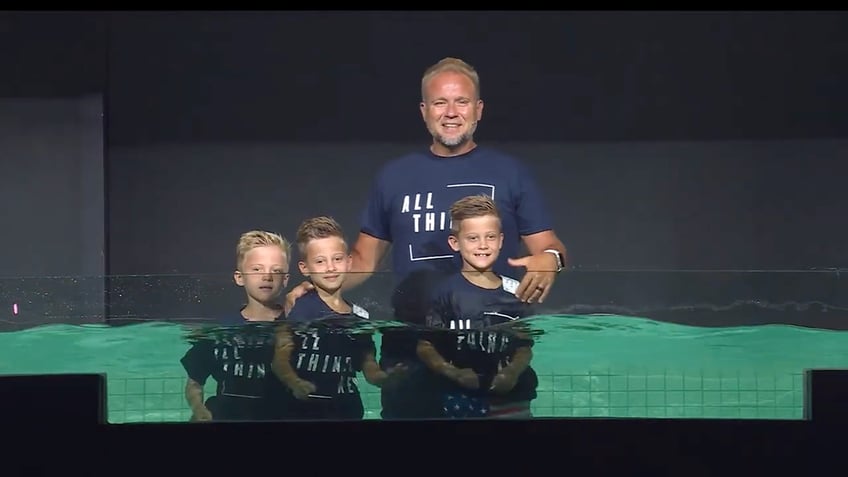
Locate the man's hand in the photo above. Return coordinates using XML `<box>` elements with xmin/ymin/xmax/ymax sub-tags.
<box><xmin>508</xmin><ymin>252</ymin><xmax>558</xmax><ymax>303</ymax></box>
<box><xmin>285</xmin><ymin>280</ymin><xmax>314</xmax><ymax>315</ymax></box>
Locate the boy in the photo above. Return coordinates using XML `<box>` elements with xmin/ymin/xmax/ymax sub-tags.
<box><xmin>416</xmin><ymin>195</ymin><xmax>539</xmax><ymax>419</ymax></box>
<box><xmin>180</xmin><ymin>230</ymin><xmax>291</xmax><ymax>421</ymax></box>
<box><xmin>272</xmin><ymin>216</ymin><xmax>403</xmax><ymax>420</ymax></box>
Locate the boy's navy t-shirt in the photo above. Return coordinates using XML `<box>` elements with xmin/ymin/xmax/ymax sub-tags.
<box><xmin>424</xmin><ymin>273</ymin><xmax>538</xmax><ymax>402</ymax></box>
<box><xmin>286</xmin><ymin>290</ymin><xmax>375</xmax><ymax>398</ymax></box>
<box><xmin>180</xmin><ymin>309</ymin><xmax>288</xmax><ymax>419</ymax></box>
<box><xmin>359</xmin><ymin>146</ymin><xmax>554</xmax><ymax>358</ymax></box>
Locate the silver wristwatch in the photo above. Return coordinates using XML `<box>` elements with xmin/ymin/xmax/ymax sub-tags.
<box><xmin>544</xmin><ymin>249</ymin><xmax>565</xmax><ymax>273</ymax></box>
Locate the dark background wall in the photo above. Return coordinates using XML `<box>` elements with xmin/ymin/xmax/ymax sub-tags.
<box><xmin>2</xmin><ymin>11</ymin><xmax>847</xmax><ymax>328</ymax></box>
<box><xmin>0</xmin><ymin>96</ymin><xmax>105</xmax><ymax>329</ymax></box>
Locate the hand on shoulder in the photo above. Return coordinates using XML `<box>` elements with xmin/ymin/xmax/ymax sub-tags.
<box><xmin>285</xmin><ymin>280</ymin><xmax>314</xmax><ymax>316</ymax></box>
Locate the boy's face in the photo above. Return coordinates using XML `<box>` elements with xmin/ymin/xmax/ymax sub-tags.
<box><xmin>448</xmin><ymin>214</ymin><xmax>503</xmax><ymax>271</ymax></box>
<box><xmin>234</xmin><ymin>245</ymin><xmax>290</xmax><ymax>305</ymax></box>
<box><xmin>298</xmin><ymin>236</ymin><xmax>351</xmax><ymax>294</ymax></box>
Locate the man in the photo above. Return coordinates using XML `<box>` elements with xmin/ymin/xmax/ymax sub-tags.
<box><xmin>287</xmin><ymin>57</ymin><xmax>567</xmax><ymax>419</ymax></box>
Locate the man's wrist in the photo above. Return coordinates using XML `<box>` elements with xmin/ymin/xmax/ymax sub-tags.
<box><xmin>543</xmin><ymin>249</ymin><xmax>564</xmax><ymax>273</ymax></box>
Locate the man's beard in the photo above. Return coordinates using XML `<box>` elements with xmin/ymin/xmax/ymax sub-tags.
<box><xmin>432</xmin><ymin>122</ymin><xmax>477</xmax><ymax>148</ymax></box>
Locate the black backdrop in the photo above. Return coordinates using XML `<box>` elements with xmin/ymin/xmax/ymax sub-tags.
<box><xmin>2</xmin><ymin>11</ymin><xmax>847</xmax><ymax>328</ymax></box>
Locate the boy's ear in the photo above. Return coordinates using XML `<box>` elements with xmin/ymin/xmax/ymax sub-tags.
<box><xmin>298</xmin><ymin>261</ymin><xmax>309</xmax><ymax>277</ymax></box>
<box><xmin>448</xmin><ymin>234</ymin><xmax>460</xmax><ymax>252</ymax></box>
<box><xmin>233</xmin><ymin>270</ymin><xmax>245</xmax><ymax>287</ymax></box>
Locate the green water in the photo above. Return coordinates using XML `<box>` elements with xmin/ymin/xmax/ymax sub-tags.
<box><xmin>1</xmin><ymin>314</ymin><xmax>846</xmax><ymax>422</ymax></box>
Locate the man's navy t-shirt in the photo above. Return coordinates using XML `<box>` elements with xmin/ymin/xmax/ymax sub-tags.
<box><xmin>359</xmin><ymin>146</ymin><xmax>553</xmax><ymax>357</ymax></box>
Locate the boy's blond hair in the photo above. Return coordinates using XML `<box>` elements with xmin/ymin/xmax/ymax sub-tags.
<box><xmin>235</xmin><ymin>230</ymin><xmax>291</xmax><ymax>269</ymax></box>
<box><xmin>295</xmin><ymin>216</ymin><xmax>346</xmax><ymax>257</ymax></box>
<box><xmin>421</xmin><ymin>57</ymin><xmax>481</xmax><ymax>101</ymax></box>
<box><xmin>449</xmin><ymin>194</ymin><xmax>500</xmax><ymax>235</ymax></box>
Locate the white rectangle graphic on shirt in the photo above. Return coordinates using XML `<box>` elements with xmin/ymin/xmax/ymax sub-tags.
<box><xmin>406</xmin><ymin>183</ymin><xmax>497</xmax><ymax>261</ymax></box>
<box><xmin>445</xmin><ymin>182</ymin><xmax>496</xmax><ymax>200</ymax></box>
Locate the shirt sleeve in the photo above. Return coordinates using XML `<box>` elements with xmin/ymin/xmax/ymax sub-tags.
<box><xmin>513</xmin><ymin>160</ymin><xmax>554</xmax><ymax>236</ymax></box>
<box><xmin>359</xmin><ymin>167</ymin><xmax>392</xmax><ymax>242</ymax></box>
<box><xmin>180</xmin><ymin>341</ymin><xmax>213</xmax><ymax>386</ymax></box>
<box><xmin>424</xmin><ymin>285</ymin><xmax>455</xmax><ymax>329</ymax></box>
<box><xmin>422</xmin><ymin>287</ymin><xmax>458</xmax><ymax>360</ymax></box>
<box><xmin>285</xmin><ymin>300</ymin><xmax>307</xmax><ymax>322</ymax></box>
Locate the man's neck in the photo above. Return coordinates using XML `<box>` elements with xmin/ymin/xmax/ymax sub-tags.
<box><xmin>430</xmin><ymin>140</ymin><xmax>477</xmax><ymax>158</ymax></box>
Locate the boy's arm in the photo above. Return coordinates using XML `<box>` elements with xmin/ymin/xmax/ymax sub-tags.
<box><xmin>416</xmin><ymin>298</ymin><xmax>477</xmax><ymax>387</ymax></box>
<box><xmin>184</xmin><ymin>378</ymin><xmax>211</xmax><ymax>420</ymax></box>
<box><xmin>500</xmin><ymin>346</ymin><xmax>533</xmax><ymax>379</ymax></box>
<box><xmin>416</xmin><ymin>338</ymin><xmax>458</xmax><ymax>379</ymax></box>
<box><xmin>271</xmin><ymin>324</ymin><xmax>316</xmax><ymax>399</ymax></box>
<box><xmin>271</xmin><ymin>325</ymin><xmax>301</xmax><ymax>385</ymax></box>
<box><xmin>361</xmin><ymin>350</ymin><xmax>384</xmax><ymax>385</ymax></box>
<box><xmin>180</xmin><ymin>342</ymin><xmax>213</xmax><ymax>420</ymax></box>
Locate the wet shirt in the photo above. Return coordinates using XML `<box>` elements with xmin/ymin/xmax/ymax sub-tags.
<box><xmin>180</xmin><ymin>310</ymin><xmax>282</xmax><ymax>400</ymax></box>
<box><xmin>425</xmin><ymin>273</ymin><xmax>538</xmax><ymax>400</ymax></box>
<box><xmin>286</xmin><ymin>290</ymin><xmax>376</xmax><ymax>397</ymax></box>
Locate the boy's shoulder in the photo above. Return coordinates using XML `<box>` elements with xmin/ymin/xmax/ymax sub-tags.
<box><xmin>289</xmin><ymin>289</ymin><xmax>371</xmax><ymax>320</ymax></box>
<box><xmin>500</xmin><ymin>275</ymin><xmax>520</xmax><ymax>295</ymax></box>
<box><xmin>440</xmin><ymin>272</ymin><xmax>521</xmax><ymax>293</ymax></box>
<box><xmin>286</xmin><ymin>290</ymin><xmax>322</xmax><ymax>320</ymax></box>
<box><xmin>351</xmin><ymin>303</ymin><xmax>369</xmax><ymax>320</ymax></box>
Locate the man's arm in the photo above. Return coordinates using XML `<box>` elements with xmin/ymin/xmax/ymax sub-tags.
<box><xmin>342</xmin><ymin>232</ymin><xmax>391</xmax><ymax>292</ymax></box>
<box><xmin>510</xmin><ymin>230</ymin><xmax>567</xmax><ymax>303</ymax></box>
<box><xmin>523</xmin><ymin>229</ymin><xmax>567</xmax><ymax>272</ymax></box>
<box><xmin>522</xmin><ymin>230</ymin><xmax>567</xmax><ymax>261</ymax></box>
<box><xmin>506</xmin><ymin>157</ymin><xmax>568</xmax><ymax>304</ymax></box>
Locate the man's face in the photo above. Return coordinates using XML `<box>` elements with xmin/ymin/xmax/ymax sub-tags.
<box><xmin>420</xmin><ymin>71</ymin><xmax>483</xmax><ymax>155</ymax></box>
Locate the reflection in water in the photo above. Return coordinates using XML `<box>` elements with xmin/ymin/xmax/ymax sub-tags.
<box><xmin>183</xmin><ymin>317</ymin><xmax>548</xmax><ymax>421</ymax></box>
<box><xmin>185</xmin><ymin>316</ymin><xmax>547</xmax><ymax>341</ymax></box>
<box><xmin>0</xmin><ymin>314</ymin><xmax>846</xmax><ymax>422</ymax></box>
